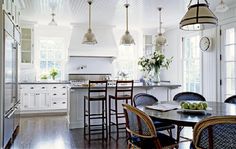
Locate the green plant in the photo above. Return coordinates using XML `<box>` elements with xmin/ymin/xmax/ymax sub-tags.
<box><xmin>40</xmin><ymin>74</ymin><xmax>48</xmax><ymax>80</ymax></box>
<box><xmin>50</xmin><ymin>68</ymin><xmax>58</xmax><ymax>80</ymax></box>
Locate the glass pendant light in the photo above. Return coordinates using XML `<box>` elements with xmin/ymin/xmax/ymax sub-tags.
<box><xmin>156</xmin><ymin>7</ymin><xmax>167</xmax><ymax>47</ymax></box>
<box><xmin>120</xmin><ymin>2</ymin><xmax>135</xmax><ymax>45</ymax></box>
<box><xmin>48</xmin><ymin>13</ymin><xmax>58</xmax><ymax>26</ymax></box>
<box><xmin>180</xmin><ymin>0</ymin><xmax>218</xmax><ymax>31</ymax></box>
<box><xmin>82</xmin><ymin>0</ymin><xmax>97</xmax><ymax>45</ymax></box>
<box><xmin>215</xmin><ymin>0</ymin><xmax>229</xmax><ymax>13</ymax></box>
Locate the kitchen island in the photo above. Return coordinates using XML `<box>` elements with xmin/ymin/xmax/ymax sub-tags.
<box><xmin>68</xmin><ymin>83</ymin><xmax>181</xmax><ymax>129</ymax></box>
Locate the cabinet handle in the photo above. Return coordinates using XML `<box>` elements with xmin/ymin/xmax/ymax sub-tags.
<box><xmin>53</xmin><ymin>102</ymin><xmax>57</xmax><ymax>104</ymax></box>
<box><xmin>53</xmin><ymin>87</ymin><xmax>57</xmax><ymax>89</ymax></box>
<box><xmin>53</xmin><ymin>94</ymin><xmax>57</xmax><ymax>96</ymax></box>
<box><xmin>30</xmin><ymin>87</ymin><xmax>34</xmax><ymax>89</ymax></box>
<box><xmin>62</xmin><ymin>102</ymin><xmax>66</xmax><ymax>104</ymax></box>
<box><xmin>42</xmin><ymin>87</ymin><xmax>45</xmax><ymax>89</ymax></box>
<box><xmin>62</xmin><ymin>93</ymin><xmax>66</xmax><ymax>95</ymax></box>
<box><xmin>8</xmin><ymin>12</ymin><xmax>11</xmax><ymax>16</ymax></box>
<box><xmin>62</xmin><ymin>86</ymin><xmax>66</xmax><ymax>88</ymax></box>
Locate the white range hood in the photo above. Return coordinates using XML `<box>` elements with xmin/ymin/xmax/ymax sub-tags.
<box><xmin>69</xmin><ymin>23</ymin><xmax>118</xmax><ymax>57</ymax></box>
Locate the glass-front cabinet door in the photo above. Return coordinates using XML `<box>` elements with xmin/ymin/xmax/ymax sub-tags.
<box><xmin>221</xmin><ymin>24</ymin><xmax>236</xmax><ymax>101</ymax></box>
<box><xmin>21</xmin><ymin>27</ymin><xmax>33</xmax><ymax>64</ymax></box>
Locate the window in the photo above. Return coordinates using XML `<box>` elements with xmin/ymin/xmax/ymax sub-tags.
<box><xmin>37</xmin><ymin>37</ymin><xmax>67</xmax><ymax>80</ymax></box>
<box><xmin>182</xmin><ymin>35</ymin><xmax>201</xmax><ymax>93</ymax></box>
<box><xmin>221</xmin><ymin>26</ymin><xmax>236</xmax><ymax>100</ymax></box>
<box><xmin>113</xmin><ymin>45</ymin><xmax>138</xmax><ymax>80</ymax></box>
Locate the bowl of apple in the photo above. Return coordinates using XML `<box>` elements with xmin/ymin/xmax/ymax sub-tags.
<box><xmin>179</xmin><ymin>101</ymin><xmax>210</xmax><ymax>114</ymax></box>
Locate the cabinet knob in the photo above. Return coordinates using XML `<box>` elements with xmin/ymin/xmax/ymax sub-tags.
<box><xmin>62</xmin><ymin>87</ymin><xmax>66</xmax><ymax>88</ymax></box>
<box><xmin>53</xmin><ymin>102</ymin><xmax>57</xmax><ymax>104</ymax></box>
<box><xmin>53</xmin><ymin>94</ymin><xmax>57</xmax><ymax>96</ymax></box>
<box><xmin>62</xmin><ymin>102</ymin><xmax>66</xmax><ymax>104</ymax></box>
<box><xmin>62</xmin><ymin>93</ymin><xmax>66</xmax><ymax>95</ymax></box>
<box><xmin>53</xmin><ymin>87</ymin><xmax>57</xmax><ymax>89</ymax></box>
<box><xmin>42</xmin><ymin>87</ymin><xmax>45</xmax><ymax>89</ymax></box>
<box><xmin>30</xmin><ymin>87</ymin><xmax>34</xmax><ymax>89</ymax></box>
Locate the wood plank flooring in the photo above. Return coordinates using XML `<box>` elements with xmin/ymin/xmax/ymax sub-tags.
<box><xmin>11</xmin><ymin>115</ymin><xmax>192</xmax><ymax>149</ymax></box>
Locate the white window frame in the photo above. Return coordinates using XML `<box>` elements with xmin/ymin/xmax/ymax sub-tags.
<box><xmin>182</xmin><ymin>33</ymin><xmax>203</xmax><ymax>94</ymax></box>
<box><xmin>220</xmin><ymin>22</ymin><xmax>236</xmax><ymax>101</ymax></box>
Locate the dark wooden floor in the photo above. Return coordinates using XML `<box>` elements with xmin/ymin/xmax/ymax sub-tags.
<box><xmin>11</xmin><ymin>115</ymin><xmax>192</xmax><ymax>149</ymax></box>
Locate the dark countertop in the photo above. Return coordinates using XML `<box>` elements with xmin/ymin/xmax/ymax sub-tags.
<box><xmin>69</xmin><ymin>84</ymin><xmax>181</xmax><ymax>89</ymax></box>
<box><xmin>19</xmin><ymin>81</ymin><xmax>70</xmax><ymax>84</ymax></box>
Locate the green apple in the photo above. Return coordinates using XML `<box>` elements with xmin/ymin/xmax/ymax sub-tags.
<box><xmin>180</xmin><ymin>102</ymin><xmax>185</xmax><ymax>106</ymax></box>
<box><xmin>189</xmin><ymin>103</ymin><xmax>197</xmax><ymax>110</ymax></box>
<box><xmin>182</xmin><ymin>102</ymin><xmax>189</xmax><ymax>109</ymax></box>
<box><xmin>197</xmin><ymin>103</ymin><xmax>204</xmax><ymax>110</ymax></box>
<box><xmin>202</xmin><ymin>102</ymin><xmax>208</xmax><ymax>109</ymax></box>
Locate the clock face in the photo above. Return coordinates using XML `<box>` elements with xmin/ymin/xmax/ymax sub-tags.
<box><xmin>200</xmin><ymin>37</ymin><xmax>210</xmax><ymax>51</ymax></box>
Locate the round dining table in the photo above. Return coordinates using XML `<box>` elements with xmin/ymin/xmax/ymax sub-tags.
<box><xmin>138</xmin><ymin>101</ymin><xmax>236</xmax><ymax>142</ymax></box>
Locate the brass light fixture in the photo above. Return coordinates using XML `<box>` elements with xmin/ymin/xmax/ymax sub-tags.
<box><xmin>180</xmin><ymin>0</ymin><xmax>218</xmax><ymax>31</ymax></box>
<box><xmin>156</xmin><ymin>7</ymin><xmax>167</xmax><ymax>47</ymax></box>
<box><xmin>82</xmin><ymin>0</ymin><xmax>97</xmax><ymax>45</ymax></box>
<box><xmin>120</xmin><ymin>2</ymin><xmax>135</xmax><ymax>45</ymax></box>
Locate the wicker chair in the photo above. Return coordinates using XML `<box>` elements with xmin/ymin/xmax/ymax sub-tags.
<box><xmin>193</xmin><ymin>116</ymin><xmax>236</xmax><ymax>149</ymax></box>
<box><xmin>123</xmin><ymin>104</ymin><xmax>177</xmax><ymax>149</ymax></box>
<box><xmin>173</xmin><ymin>92</ymin><xmax>206</xmax><ymax>102</ymax></box>
<box><xmin>224</xmin><ymin>95</ymin><xmax>236</xmax><ymax>104</ymax></box>
<box><xmin>133</xmin><ymin>93</ymin><xmax>175</xmax><ymax>136</ymax></box>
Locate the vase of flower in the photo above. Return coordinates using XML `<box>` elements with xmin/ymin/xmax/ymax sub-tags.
<box><xmin>138</xmin><ymin>51</ymin><xmax>173</xmax><ymax>83</ymax></box>
<box><xmin>153</xmin><ymin>67</ymin><xmax>161</xmax><ymax>83</ymax></box>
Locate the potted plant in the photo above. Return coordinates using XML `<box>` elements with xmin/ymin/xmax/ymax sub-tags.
<box><xmin>138</xmin><ymin>51</ymin><xmax>173</xmax><ymax>83</ymax></box>
<box><xmin>50</xmin><ymin>68</ymin><xmax>58</xmax><ymax>80</ymax></box>
<box><xmin>40</xmin><ymin>73</ymin><xmax>48</xmax><ymax>81</ymax></box>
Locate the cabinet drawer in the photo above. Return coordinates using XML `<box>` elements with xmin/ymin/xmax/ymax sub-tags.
<box><xmin>50</xmin><ymin>85</ymin><xmax>67</xmax><ymax>91</ymax></box>
<box><xmin>51</xmin><ymin>92</ymin><xmax>67</xmax><ymax>99</ymax></box>
<box><xmin>20</xmin><ymin>85</ymin><xmax>48</xmax><ymax>90</ymax></box>
<box><xmin>51</xmin><ymin>101</ymin><xmax>67</xmax><ymax>109</ymax></box>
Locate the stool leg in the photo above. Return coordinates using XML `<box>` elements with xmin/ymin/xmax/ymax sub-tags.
<box><xmin>115</xmin><ymin>99</ymin><xmax>119</xmax><ymax>139</ymax></box>
<box><xmin>102</xmin><ymin>99</ymin><xmax>104</xmax><ymax>140</ymax></box>
<box><xmin>84</xmin><ymin>97</ymin><xmax>86</xmax><ymax>139</ymax></box>
<box><xmin>105</xmin><ymin>98</ymin><xmax>108</xmax><ymax>140</ymax></box>
<box><xmin>88</xmin><ymin>99</ymin><xmax>91</xmax><ymax>142</ymax></box>
<box><xmin>109</xmin><ymin>96</ymin><xmax>111</xmax><ymax>138</ymax></box>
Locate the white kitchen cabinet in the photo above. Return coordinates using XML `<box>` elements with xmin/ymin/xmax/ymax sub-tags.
<box><xmin>21</xmin><ymin>93</ymin><xmax>37</xmax><ymax>110</ymax></box>
<box><xmin>19</xmin><ymin>84</ymin><xmax>68</xmax><ymax>113</ymax></box>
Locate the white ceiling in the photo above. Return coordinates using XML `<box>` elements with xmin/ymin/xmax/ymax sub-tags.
<box><xmin>19</xmin><ymin>0</ymin><xmax>236</xmax><ymax>29</ymax></box>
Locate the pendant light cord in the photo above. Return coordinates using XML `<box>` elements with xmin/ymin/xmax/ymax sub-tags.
<box><xmin>158</xmin><ymin>8</ymin><xmax>162</xmax><ymax>34</ymax></box>
<box><xmin>125</xmin><ymin>4</ymin><xmax>129</xmax><ymax>32</ymax></box>
<box><xmin>88</xmin><ymin>1</ymin><xmax>92</xmax><ymax>30</ymax></box>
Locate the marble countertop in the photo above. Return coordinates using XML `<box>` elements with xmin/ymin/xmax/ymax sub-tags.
<box><xmin>69</xmin><ymin>83</ymin><xmax>181</xmax><ymax>89</ymax></box>
<box><xmin>19</xmin><ymin>81</ymin><xmax>70</xmax><ymax>84</ymax></box>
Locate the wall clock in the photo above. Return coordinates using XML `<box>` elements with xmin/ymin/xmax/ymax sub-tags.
<box><xmin>199</xmin><ymin>36</ymin><xmax>211</xmax><ymax>51</ymax></box>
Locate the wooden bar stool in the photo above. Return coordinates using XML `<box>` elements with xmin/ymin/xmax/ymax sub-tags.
<box><xmin>109</xmin><ymin>80</ymin><xmax>134</xmax><ymax>139</ymax></box>
<box><xmin>84</xmin><ymin>80</ymin><xmax>108</xmax><ymax>141</ymax></box>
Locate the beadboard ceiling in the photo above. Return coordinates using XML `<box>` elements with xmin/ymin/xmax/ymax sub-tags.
<box><xmin>19</xmin><ymin>0</ymin><xmax>235</xmax><ymax>29</ymax></box>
